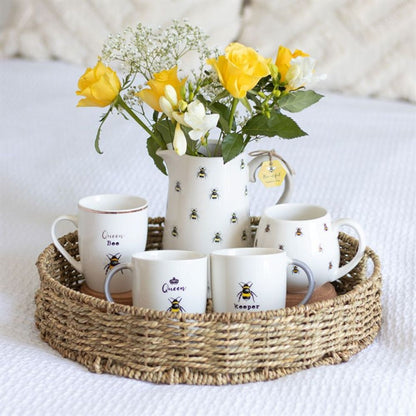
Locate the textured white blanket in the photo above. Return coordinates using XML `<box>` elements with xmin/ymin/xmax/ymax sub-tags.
<box><xmin>0</xmin><ymin>59</ymin><xmax>415</xmax><ymax>416</ymax></box>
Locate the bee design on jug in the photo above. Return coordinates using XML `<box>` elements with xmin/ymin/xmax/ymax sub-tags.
<box><xmin>197</xmin><ymin>167</ymin><xmax>207</xmax><ymax>178</ymax></box>
<box><xmin>213</xmin><ymin>232</ymin><xmax>222</xmax><ymax>243</ymax></box>
<box><xmin>295</xmin><ymin>227</ymin><xmax>303</xmax><ymax>236</ymax></box>
<box><xmin>190</xmin><ymin>209</ymin><xmax>199</xmax><ymax>220</ymax></box>
<box><xmin>210</xmin><ymin>189</ymin><xmax>219</xmax><ymax>199</ymax></box>
<box><xmin>231</xmin><ymin>212</ymin><xmax>238</xmax><ymax>223</ymax></box>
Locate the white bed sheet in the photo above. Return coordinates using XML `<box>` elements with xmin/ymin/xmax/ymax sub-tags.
<box><xmin>1</xmin><ymin>59</ymin><xmax>415</xmax><ymax>416</ymax></box>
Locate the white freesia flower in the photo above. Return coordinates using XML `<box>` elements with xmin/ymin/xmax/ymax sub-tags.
<box><xmin>159</xmin><ymin>96</ymin><xmax>174</xmax><ymax>119</ymax></box>
<box><xmin>164</xmin><ymin>85</ymin><xmax>178</xmax><ymax>107</ymax></box>
<box><xmin>173</xmin><ymin>123</ymin><xmax>187</xmax><ymax>155</ymax></box>
<box><xmin>177</xmin><ymin>100</ymin><xmax>219</xmax><ymax>141</ymax></box>
<box><xmin>286</xmin><ymin>56</ymin><xmax>326</xmax><ymax>90</ymax></box>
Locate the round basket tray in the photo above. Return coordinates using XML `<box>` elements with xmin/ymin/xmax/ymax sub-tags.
<box><xmin>35</xmin><ymin>217</ymin><xmax>382</xmax><ymax>385</ymax></box>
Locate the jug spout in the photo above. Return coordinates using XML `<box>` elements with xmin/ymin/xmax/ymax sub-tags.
<box><xmin>156</xmin><ymin>148</ymin><xmax>182</xmax><ymax>168</ymax></box>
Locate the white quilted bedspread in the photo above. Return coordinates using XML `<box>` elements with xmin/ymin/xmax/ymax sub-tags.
<box><xmin>0</xmin><ymin>59</ymin><xmax>415</xmax><ymax>416</ymax></box>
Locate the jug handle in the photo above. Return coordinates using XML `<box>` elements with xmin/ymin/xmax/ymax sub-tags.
<box><xmin>247</xmin><ymin>150</ymin><xmax>294</xmax><ymax>204</ymax></box>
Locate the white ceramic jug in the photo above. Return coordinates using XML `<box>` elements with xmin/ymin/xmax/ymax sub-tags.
<box><xmin>157</xmin><ymin>149</ymin><xmax>293</xmax><ymax>254</ymax></box>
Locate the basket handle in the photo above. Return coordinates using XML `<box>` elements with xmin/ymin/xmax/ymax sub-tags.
<box><xmin>333</xmin><ymin>218</ymin><xmax>366</xmax><ymax>280</ymax></box>
<box><xmin>104</xmin><ymin>263</ymin><xmax>132</xmax><ymax>303</ymax></box>
<box><xmin>51</xmin><ymin>215</ymin><xmax>82</xmax><ymax>273</ymax></box>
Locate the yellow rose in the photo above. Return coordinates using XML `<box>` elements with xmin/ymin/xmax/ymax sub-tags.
<box><xmin>275</xmin><ymin>46</ymin><xmax>309</xmax><ymax>82</ymax></box>
<box><xmin>207</xmin><ymin>42</ymin><xmax>271</xmax><ymax>98</ymax></box>
<box><xmin>76</xmin><ymin>61</ymin><xmax>121</xmax><ymax>107</ymax></box>
<box><xmin>136</xmin><ymin>67</ymin><xmax>186</xmax><ymax>112</ymax></box>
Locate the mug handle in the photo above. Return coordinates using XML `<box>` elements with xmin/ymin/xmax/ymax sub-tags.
<box><xmin>51</xmin><ymin>215</ymin><xmax>82</xmax><ymax>273</ymax></box>
<box><xmin>332</xmin><ymin>218</ymin><xmax>366</xmax><ymax>280</ymax></box>
<box><xmin>247</xmin><ymin>153</ymin><xmax>293</xmax><ymax>204</ymax></box>
<box><xmin>289</xmin><ymin>259</ymin><xmax>316</xmax><ymax>305</ymax></box>
<box><xmin>104</xmin><ymin>263</ymin><xmax>132</xmax><ymax>303</ymax></box>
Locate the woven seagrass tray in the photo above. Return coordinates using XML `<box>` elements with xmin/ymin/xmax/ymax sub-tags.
<box><xmin>35</xmin><ymin>217</ymin><xmax>382</xmax><ymax>385</ymax></box>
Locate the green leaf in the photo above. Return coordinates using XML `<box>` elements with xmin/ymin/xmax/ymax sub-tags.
<box><xmin>242</xmin><ymin>111</ymin><xmax>307</xmax><ymax>139</ymax></box>
<box><xmin>209</xmin><ymin>102</ymin><xmax>234</xmax><ymax>133</ymax></box>
<box><xmin>279</xmin><ymin>90</ymin><xmax>323</xmax><ymax>113</ymax></box>
<box><xmin>222</xmin><ymin>133</ymin><xmax>244</xmax><ymax>163</ymax></box>
<box><xmin>154</xmin><ymin>119</ymin><xmax>173</xmax><ymax>147</ymax></box>
<box><xmin>146</xmin><ymin>137</ymin><xmax>167</xmax><ymax>175</ymax></box>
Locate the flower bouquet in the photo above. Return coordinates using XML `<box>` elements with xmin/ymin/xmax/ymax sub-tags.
<box><xmin>76</xmin><ymin>21</ymin><xmax>324</xmax><ymax>174</ymax></box>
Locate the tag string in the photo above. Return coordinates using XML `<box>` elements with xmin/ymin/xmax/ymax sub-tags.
<box><xmin>248</xmin><ymin>149</ymin><xmax>295</xmax><ymax>175</ymax></box>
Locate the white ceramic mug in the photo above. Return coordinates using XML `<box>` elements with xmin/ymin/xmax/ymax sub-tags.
<box><xmin>104</xmin><ymin>250</ymin><xmax>208</xmax><ymax>313</ymax></box>
<box><xmin>210</xmin><ymin>247</ymin><xmax>315</xmax><ymax>313</ymax></box>
<box><xmin>255</xmin><ymin>203</ymin><xmax>366</xmax><ymax>292</ymax></box>
<box><xmin>51</xmin><ymin>194</ymin><xmax>148</xmax><ymax>293</ymax></box>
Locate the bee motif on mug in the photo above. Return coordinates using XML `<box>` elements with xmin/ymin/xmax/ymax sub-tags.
<box><xmin>167</xmin><ymin>297</ymin><xmax>185</xmax><ymax>313</ymax></box>
<box><xmin>190</xmin><ymin>208</ymin><xmax>199</xmax><ymax>220</ymax></box>
<box><xmin>241</xmin><ymin>230</ymin><xmax>247</xmax><ymax>241</ymax></box>
<box><xmin>292</xmin><ymin>265</ymin><xmax>299</xmax><ymax>274</ymax></box>
<box><xmin>329</xmin><ymin>261</ymin><xmax>333</xmax><ymax>270</ymax></box>
<box><xmin>171</xmin><ymin>226</ymin><xmax>178</xmax><ymax>237</ymax></box>
<box><xmin>210</xmin><ymin>189</ymin><xmax>219</xmax><ymax>199</ymax></box>
<box><xmin>175</xmin><ymin>181</ymin><xmax>181</xmax><ymax>192</ymax></box>
<box><xmin>279</xmin><ymin>244</ymin><xmax>284</xmax><ymax>250</ymax></box>
<box><xmin>213</xmin><ymin>232</ymin><xmax>222</xmax><ymax>243</ymax></box>
<box><xmin>319</xmin><ymin>245</ymin><xmax>323</xmax><ymax>253</ymax></box>
<box><xmin>231</xmin><ymin>212</ymin><xmax>238</xmax><ymax>223</ymax></box>
<box><xmin>244</xmin><ymin>185</ymin><xmax>248</xmax><ymax>196</ymax></box>
<box><xmin>265</xmin><ymin>224</ymin><xmax>271</xmax><ymax>233</ymax></box>
<box><xmin>324</xmin><ymin>223</ymin><xmax>328</xmax><ymax>231</ymax></box>
<box><xmin>237</xmin><ymin>282</ymin><xmax>257</xmax><ymax>302</ymax></box>
<box><xmin>197</xmin><ymin>167</ymin><xmax>207</xmax><ymax>178</ymax></box>
<box><xmin>104</xmin><ymin>253</ymin><xmax>122</xmax><ymax>275</ymax></box>
<box><xmin>295</xmin><ymin>227</ymin><xmax>303</xmax><ymax>236</ymax></box>
<box><xmin>240</xmin><ymin>159</ymin><xmax>245</xmax><ymax>170</ymax></box>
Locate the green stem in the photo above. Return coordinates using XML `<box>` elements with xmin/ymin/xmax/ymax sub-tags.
<box><xmin>116</xmin><ymin>96</ymin><xmax>164</xmax><ymax>147</ymax></box>
<box><xmin>228</xmin><ymin>97</ymin><xmax>238</xmax><ymax>132</ymax></box>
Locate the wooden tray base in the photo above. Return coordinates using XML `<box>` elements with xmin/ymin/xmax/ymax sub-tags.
<box><xmin>286</xmin><ymin>282</ymin><xmax>337</xmax><ymax>307</ymax></box>
<box><xmin>80</xmin><ymin>283</ymin><xmax>133</xmax><ymax>306</ymax></box>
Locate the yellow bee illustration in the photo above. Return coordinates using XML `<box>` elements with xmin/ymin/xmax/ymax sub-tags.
<box><xmin>295</xmin><ymin>227</ymin><xmax>303</xmax><ymax>236</ymax></box>
<box><xmin>175</xmin><ymin>181</ymin><xmax>181</xmax><ymax>192</ymax></box>
<box><xmin>210</xmin><ymin>189</ymin><xmax>219</xmax><ymax>199</ymax></box>
<box><xmin>241</xmin><ymin>230</ymin><xmax>247</xmax><ymax>241</ymax></box>
<box><xmin>167</xmin><ymin>297</ymin><xmax>185</xmax><ymax>313</ymax></box>
<box><xmin>237</xmin><ymin>282</ymin><xmax>257</xmax><ymax>302</ymax></box>
<box><xmin>197</xmin><ymin>167</ymin><xmax>207</xmax><ymax>178</ymax></box>
<box><xmin>292</xmin><ymin>265</ymin><xmax>299</xmax><ymax>274</ymax></box>
<box><xmin>240</xmin><ymin>159</ymin><xmax>245</xmax><ymax>169</ymax></box>
<box><xmin>190</xmin><ymin>208</ymin><xmax>198</xmax><ymax>220</ymax></box>
<box><xmin>213</xmin><ymin>232</ymin><xmax>222</xmax><ymax>243</ymax></box>
<box><xmin>171</xmin><ymin>226</ymin><xmax>178</xmax><ymax>237</ymax></box>
<box><xmin>324</xmin><ymin>223</ymin><xmax>328</xmax><ymax>231</ymax></box>
<box><xmin>265</xmin><ymin>224</ymin><xmax>271</xmax><ymax>233</ymax></box>
<box><xmin>231</xmin><ymin>212</ymin><xmax>238</xmax><ymax>223</ymax></box>
<box><xmin>104</xmin><ymin>253</ymin><xmax>122</xmax><ymax>275</ymax></box>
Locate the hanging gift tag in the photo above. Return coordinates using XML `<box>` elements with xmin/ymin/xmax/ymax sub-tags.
<box><xmin>258</xmin><ymin>160</ymin><xmax>287</xmax><ymax>187</ymax></box>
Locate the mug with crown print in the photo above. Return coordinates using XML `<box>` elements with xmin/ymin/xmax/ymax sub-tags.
<box><xmin>255</xmin><ymin>203</ymin><xmax>366</xmax><ymax>292</ymax></box>
<box><xmin>104</xmin><ymin>250</ymin><xmax>208</xmax><ymax>313</ymax></box>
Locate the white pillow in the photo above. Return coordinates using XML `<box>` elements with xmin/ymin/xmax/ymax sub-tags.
<box><xmin>239</xmin><ymin>0</ymin><xmax>415</xmax><ymax>102</ymax></box>
<box><xmin>0</xmin><ymin>0</ymin><xmax>243</xmax><ymax>65</ymax></box>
